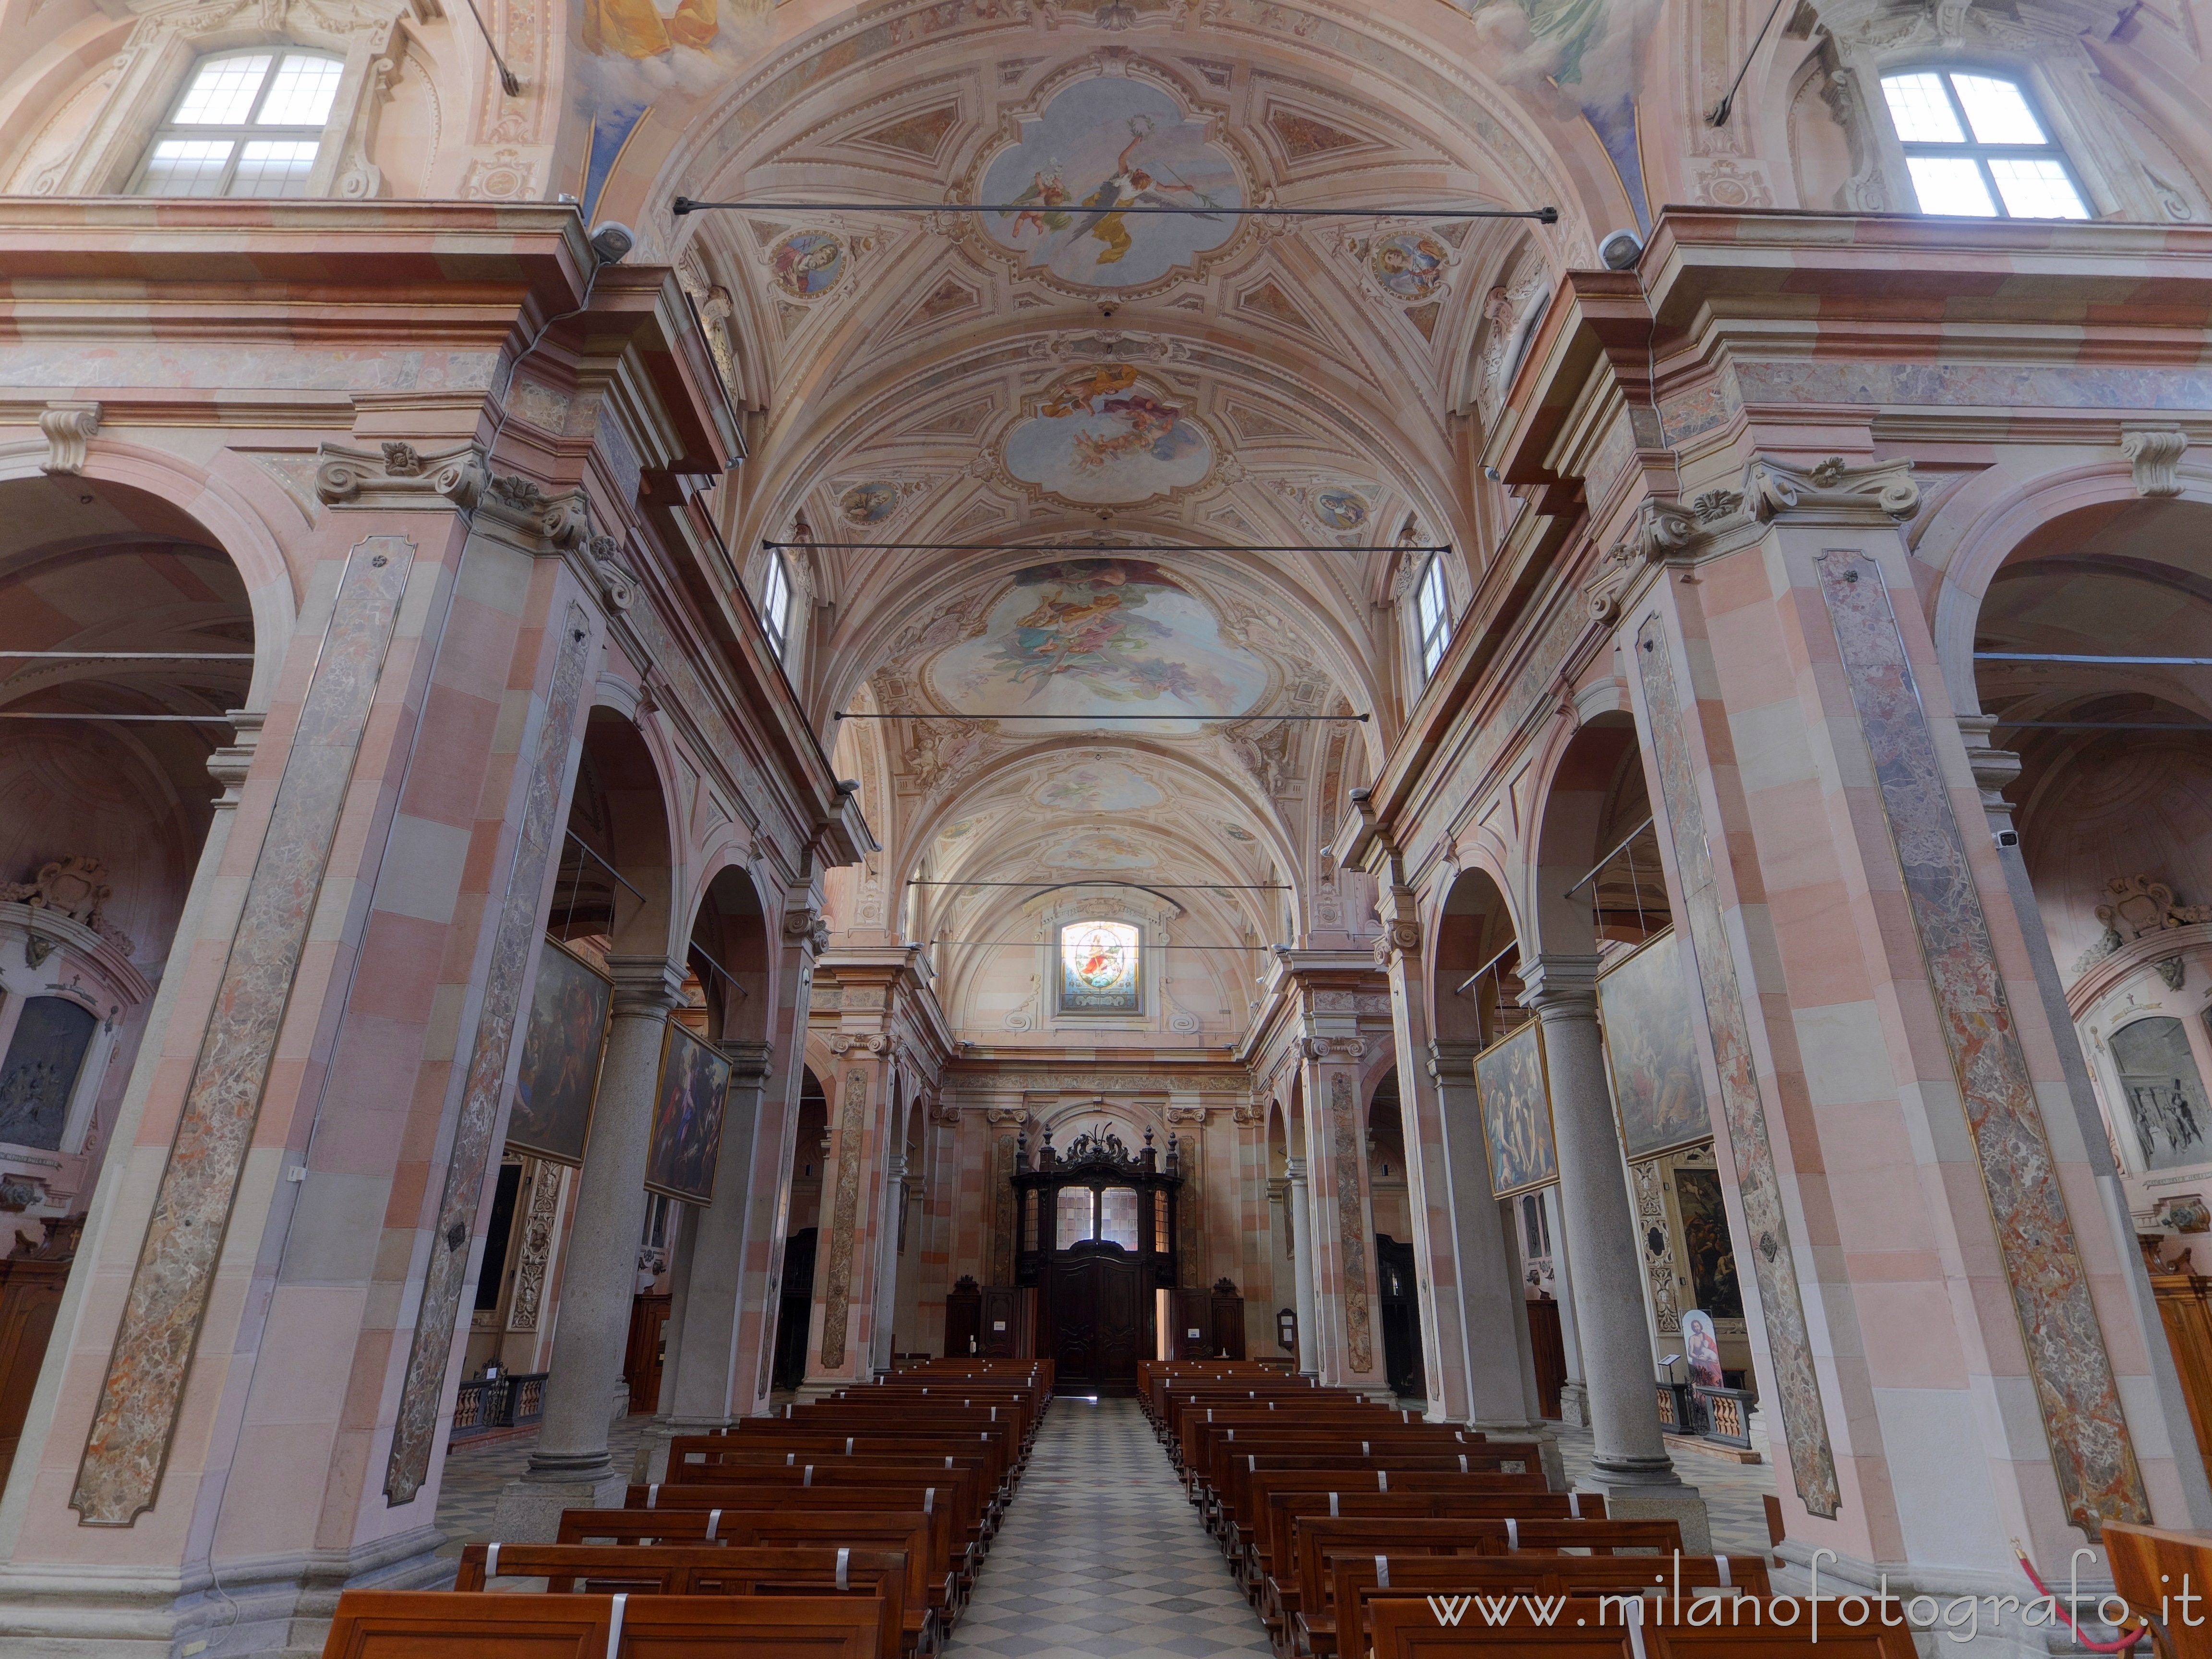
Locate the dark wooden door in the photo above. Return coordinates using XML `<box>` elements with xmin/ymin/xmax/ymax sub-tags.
<box><xmin>624</xmin><ymin>1292</ymin><xmax>670</xmax><ymax>1414</ymax></box>
<box><xmin>1524</xmin><ymin>1295</ymin><xmax>1566</xmax><ymax>1420</ymax></box>
<box><xmin>1049</xmin><ymin>1252</ymin><xmax>1143</xmax><ymax>1393</ymax></box>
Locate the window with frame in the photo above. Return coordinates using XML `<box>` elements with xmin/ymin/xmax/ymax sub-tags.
<box><xmin>1058</xmin><ymin>919</ymin><xmax>1141</xmax><ymax>1015</ymax></box>
<box><xmin>134</xmin><ymin>49</ymin><xmax>346</xmax><ymax>198</ymax></box>
<box><xmin>760</xmin><ymin>549</ymin><xmax>793</xmax><ymax>660</ymax></box>
<box><xmin>1878</xmin><ymin>69</ymin><xmax>2090</xmax><ymax>219</ymax></box>
<box><xmin>1416</xmin><ymin>554</ymin><xmax>1451</xmax><ymax>680</ymax></box>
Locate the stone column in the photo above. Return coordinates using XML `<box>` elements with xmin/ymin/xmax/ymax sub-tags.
<box><xmin>1429</xmin><ymin>1039</ymin><xmax>1549</xmax><ymax>1431</ymax></box>
<box><xmin>868</xmin><ymin>1148</ymin><xmax>909</xmax><ymax>1374</ymax></box>
<box><xmin>805</xmin><ymin>1040</ymin><xmax>893</xmax><ymax>1393</ymax></box>
<box><xmin>1522</xmin><ymin>955</ymin><xmax>1706</xmax><ymax>1547</ymax></box>
<box><xmin>495</xmin><ymin>955</ymin><xmax>685</xmax><ymax>1534</ymax></box>
<box><xmin>1285</xmin><ymin>1156</ymin><xmax>1319</xmax><ymax>1379</ymax></box>
<box><xmin>642</xmin><ymin>1040</ymin><xmax>772</xmax><ymax>1476</ymax></box>
<box><xmin>1296</xmin><ymin>1036</ymin><xmax>1392</xmax><ymax>1394</ymax></box>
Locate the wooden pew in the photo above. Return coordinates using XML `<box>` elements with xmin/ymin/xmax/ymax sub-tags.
<box><xmin>624</xmin><ymin>1482</ymin><xmax>974</xmax><ymax>1590</ymax></box>
<box><xmin>321</xmin><ymin>1589</ymin><xmax>890</xmax><ymax>1659</ymax></box>
<box><xmin>1366</xmin><ymin>1595</ymin><xmax>1917</xmax><ymax>1658</ymax></box>
<box><xmin>1245</xmin><ymin>1488</ymin><xmax>1590</xmax><ymax>1599</ymax></box>
<box><xmin>2104</xmin><ymin>1518</ymin><xmax>2212</xmax><ymax>1658</ymax></box>
<box><xmin>1218</xmin><ymin>1455</ymin><xmax>1547</xmax><ymax>1555</ymax></box>
<box><xmin>665</xmin><ymin>1437</ymin><xmax>1005</xmax><ymax>1531</ymax></box>
<box><xmin>452</xmin><ymin>1545</ymin><xmax>917</xmax><ymax>1659</ymax></box>
<box><xmin>1308</xmin><ymin>1554</ymin><xmax>1772</xmax><ymax>1659</ymax></box>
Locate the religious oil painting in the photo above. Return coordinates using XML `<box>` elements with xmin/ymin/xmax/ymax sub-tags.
<box><xmin>1043</xmin><ymin>830</ymin><xmax>1156</xmax><ymax>870</ymax></box>
<box><xmin>1312</xmin><ymin>488</ymin><xmax>1369</xmax><ymax>531</ymax></box>
<box><xmin>770</xmin><ymin>231</ymin><xmax>847</xmax><ymax>299</ymax></box>
<box><xmin>840</xmin><ymin>481</ymin><xmax>901</xmax><ymax>525</ymax></box>
<box><xmin>1596</xmin><ymin>928</ymin><xmax>1713</xmax><ymax>1160</ymax></box>
<box><xmin>1004</xmin><ymin>365</ymin><xmax>1213</xmax><ymax>506</ymax></box>
<box><xmin>1673</xmin><ymin>1166</ymin><xmax>1744</xmax><ymax>1320</ymax></box>
<box><xmin>2111</xmin><ymin>1015</ymin><xmax>2212</xmax><ymax>1172</ymax></box>
<box><xmin>1681</xmin><ymin>1308</ymin><xmax>1723</xmax><ymax>1388</ymax></box>
<box><xmin>1034</xmin><ymin>760</ymin><xmax>1164</xmax><ymax>814</ymax></box>
<box><xmin>981</xmin><ymin>77</ymin><xmax>1242</xmax><ymax>289</ymax></box>
<box><xmin>924</xmin><ymin>558</ymin><xmax>1267</xmax><ymax>733</ymax></box>
<box><xmin>1369</xmin><ymin>232</ymin><xmax>1449</xmax><ymax>301</ymax></box>
<box><xmin>1475</xmin><ymin>1020</ymin><xmax>1556</xmax><ymax>1197</ymax></box>
<box><xmin>506</xmin><ymin>938</ymin><xmax>613</xmax><ymax>1166</ymax></box>
<box><xmin>646</xmin><ymin>1020</ymin><xmax>732</xmax><ymax>1204</ymax></box>
<box><xmin>1060</xmin><ymin>919</ymin><xmax>1142</xmax><ymax>1014</ymax></box>
<box><xmin>0</xmin><ymin>996</ymin><xmax>96</xmax><ymax>1152</ymax></box>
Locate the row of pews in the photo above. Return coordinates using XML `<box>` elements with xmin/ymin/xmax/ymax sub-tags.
<box><xmin>321</xmin><ymin>1359</ymin><xmax>1052</xmax><ymax>1658</ymax></box>
<box><xmin>1141</xmin><ymin>1359</ymin><xmax>1916</xmax><ymax>1659</ymax></box>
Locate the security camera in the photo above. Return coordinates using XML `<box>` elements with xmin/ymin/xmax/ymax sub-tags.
<box><xmin>589</xmin><ymin>221</ymin><xmax>636</xmax><ymax>264</ymax></box>
<box><xmin>1599</xmin><ymin>228</ymin><xmax>1644</xmax><ymax>272</ymax></box>
<box><xmin>1995</xmin><ymin>828</ymin><xmax>2020</xmax><ymax>849</ymax></box>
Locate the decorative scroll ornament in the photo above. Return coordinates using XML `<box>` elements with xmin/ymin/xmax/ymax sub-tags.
<box><xmin>38</xmin><ymin>402</ymin><xmax>101</xmax><ymax>475</ymax></box>
<box><xmin>588</xmin><ymin>534</ymin><xmax>638</xmax><ymax>613</ymax></box>
<box><xmin>317</xmin><ymin>440</ymin><xmax>485</xmax><ymax>512</ymax></box>
<box><xmin>1744</xmin><ymin>453</ymin><xmax>1920</xmax><ymax>521</ymax></box>
<box><xmin>784</xmin><ymin>908</ymin><xmax>831</xmax><ymax>954</ymax></box>
<box><xmin>2095</xmin><ymin>874</ymin><xmax>2212</xmax><ymax>939</ymax></box>
<box><xmin>2120</xmin><ymin>428</ymin><xmax>2188</xmax><ymax>498</ymax></box>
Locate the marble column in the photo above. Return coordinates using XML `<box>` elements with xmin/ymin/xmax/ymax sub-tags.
<box><xmin>642</xmin><ymin>1040</ymin><xmax>772</xmax><ymax>1478</ymax></box>
<box><xmin>867</xmin><ymin>1149</ymin><xmax>909</xmax><ymax>1374</ymax></box>
<box><xmin>1522</xmin><ymin>954</ymin><xmax>1707</xmax><ymax>1549</ymax></box>
<box><xmin>1285</xmin><ymin>1156</ymin><xmax>1319</xmax><ymax>1379</ymax></box>
<box><xmin>494</xmin><ymin>955</ymin><xmax>685</xmax><ymax>1536</ymax></box>
<box><xmin>1429</xmin><ymin>1039</ymin><xmax>1548</xmax><ymax>1431</ymax></box>
<box><xmin>1296</xmin><ymin>1037</ymin><xmax>1392</xmax><ymax>1394</ymax></box>
<box><xmin>805</xmin><ymin>1043</ymin><xmax>892</xmax><ymax>1393</ymax></box>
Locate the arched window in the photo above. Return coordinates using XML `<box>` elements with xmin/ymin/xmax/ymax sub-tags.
<box><xmin>760</xmin><ymin>548</ymin><xmax>793</xmax><ymax>660</ymax></box>
<box><xmin>1416</xmin><ymin>554</ymin><xmax>1451</xmax><ymax>680</ymax></box>
<box><xmin>1058</xmin><ymin>919</ymin><xmax>1141</xmax><ymax>1015</ymax></box>
<box><xmin>1879</xmin><ymin>68</ymin><xmax>2089</xmax><ymax>219</ymax></box>
<box><xmin>132</xmin><ymin>49</ymin><xmax>344</xmax><ymax>198</ymax></box>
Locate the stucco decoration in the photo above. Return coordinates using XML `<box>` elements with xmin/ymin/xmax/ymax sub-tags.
<box><xmin>385</xmin><ymin>600</ymin><xmax>593</xmax><ymax>1505</ymax></box>
<box><xmin>1329</xmin><ymin>1072</ymin><xmax>1375</xmax><ymax>1374</ymax></box>
<box><xmin>1635</xmin><ymin>616</ymin><xmax>1841</xmax><ymax>1519</ymax></box>
<box><xmin>72</xmin><ymin>537</ymin><xmax>416</xmax><ymax>1527</ymax></box>
<box><xmin>1816</xmin><ymin>550</ymin><xmax>2149</xmax><ymax>1535</ymax></box>
<box><xmin>816</xmin><ymin>1066</ymin><xmax>869</xmax><ymax>1369</ymax></box>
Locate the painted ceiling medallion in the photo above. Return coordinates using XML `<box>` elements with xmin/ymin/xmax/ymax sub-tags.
<box><xmin>1311</xmin><ymin>487</ymin><xmax>1369</xmax><ymax>531</ymax></box>
<box><xmin>977</xmin><ymin>74</ymin><xmax>1243</xmax><ymax>292</ymax></box>
<box><xmin>1368</xmin><ymin>230</ymin><xmax>1451</xmax><ymax>302</ymax></box>
<box><xmin>769</xmin><ymin>230</ymin><xmax>848</xmax><ymax>299</ymax></box>
<box><xmin>1033</xmin><ymin>760</ymin><xmax>1165</xmax><ymax>813</ymax></box>
<box><xmin>1004</xmin><ymin>364</ymin><xmax>1213</xmax><ymax>506</ymax></box>
<box><xmin>918</xmin><ymin>558</ymin><xmax>1270</xmax><ymax>734</ymax></box>
<box><xmin>838</xmin><ymin>480</ymin><xmax>923</xmax><ymax>525</ymax></box>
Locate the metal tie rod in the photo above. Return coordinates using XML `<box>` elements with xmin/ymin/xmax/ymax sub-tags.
<box><xmin>908</xmin><ymin>878</ymin><xmax>1289</xmax><ymax>890</ymax></box>
<box><xmin>931</xmin><ymin>939</ymin><xmax>1273</xmax><ymax>950</ymax></box>
<box><xmin>835</xmin><ymin>710</ymin><xmax>1367</xmax><ymax>721</ymax></box>
<box><xmin>0</xmin><ymin>649</ymin><xmax>254</xmax><ymax>661</ymax></box>
<box><xmin>0</xmin><ymin>711</ymin><xmax>237</xmax><ymax>723</ymax></box>
<box><xmin>675</xmin><ymin>197</ymin><xmax>1559</xmax><ymax>222</ymax></box>
<box><xmin>1988</xmin><ymin>721</ymin><xmax>2212</xmax><ymax>732</ymax></box>
<box><xmin>765</xmin><ymin>540</ymin><xmax>1452</xmax><ymax>554</ymax></box>
<box><xmin>1976</xmin><ymin>652</ymin><xmax>2212</xmax><ymax>666</ymax></box>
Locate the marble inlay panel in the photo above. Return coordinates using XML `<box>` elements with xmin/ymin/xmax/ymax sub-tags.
<box><xmin>816</xmin><ymin>1066</ymin><xmax>867</xmax><ymax>1369</ymax></box>
<box><xmin>1635</xmin><ymin>616</ymin><xmax>1841</xmax><ymax>1517</ymax></box>
<box><xmin>1815</xmin><ymin>551</ymin><xmax>2148</xmax><ymax>1533</ymax></box>
<box><xmin>72</xmin><ymin>536</ymin><xmax>417</xmax><ymax>1527</ymax></box>
<box><xmin>385</xmin><ymin>600</ymin><xmax>592</xmax><ymax>1504</ymax></box>
<box><xmin>1328</xmin><ymin>1073</ymin><xmax>1374</xmax><ymax>1374</ymax></box>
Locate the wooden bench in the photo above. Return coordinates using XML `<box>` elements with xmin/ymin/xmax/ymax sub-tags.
<box><xmin>624</xmin><ymin>1482</ymin><xmax>973</xmax><ymax>1589</ymax></box>
<box><xmin>1367</xmin><ymin>1595</ymin><xmax>1916</xmax><ymax>1658</ymax></box>
<box><xmin>321</xmin><ymin>1589</ymin><xmax>890</xmax><ymax>1659</ymax></box>
<box><xmin>556</xmin><ymin>1510</ymin><xmax>950</xmax><ymax>1623</ymax></box>
<box><xmin>1246</xmin><ymin>1488</ymin><xmax>1592</xmax><ymax>1599</ymax></box>
<box><xmin>1220</xmin><ymin>1456</ymin><xmax>1548</xmax><ymax>1555</ymax></box>
<box><xmin>453</xmin><ymin>1545</ymin><xmax>918</xmax><ymax>1659</ymax></box>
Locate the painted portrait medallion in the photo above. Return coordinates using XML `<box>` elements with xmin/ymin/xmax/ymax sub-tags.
<box><xmin>840</xmin><ymin>481</ymin><xmax>902</xmax><ymax>525</ymax></box>
<box><xmin>1370</xmin><ymin>231</ymin><xmax>1449</xmax><ymax>301</ymax></box>
<box><xmin>1312</xmin><ymin>488</ymin><xmax>1369</xmax><ymax>531</ymax></box>
<box><xmin>770</xmin><ymin>230</ymin><xmax>847</xmax><ymax>299</ymax></box>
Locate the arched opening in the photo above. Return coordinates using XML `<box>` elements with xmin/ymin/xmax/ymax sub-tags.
<box><xmin>1366</xmin><ymin>1068</ymin><xmax>1425</xmax><ymax>1400</ymax></box>
<box><xmin>772</xmin><ymin>1065</ymin><xmax>830</xmax><ymax>1394</ymax></box>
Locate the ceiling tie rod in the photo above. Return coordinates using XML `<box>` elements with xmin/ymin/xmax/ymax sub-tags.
<box><xmin>764</xmin><ymin>541</ymin><xmax>1451</xmax><ymax>554</ymax></box>
<box><xmin>674</xmin><ymin>198</ymin><xmax>1558</xmax><ymax>222</ymax></box>
<box><xmin>832</xmin><ymin>711</ymin><xmax>1367</xmax><ymax>721</ymax></box>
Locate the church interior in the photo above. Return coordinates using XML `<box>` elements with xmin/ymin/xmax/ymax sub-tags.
<box><xmin>6</xmin><ymin>0</ymin><xmax>2212</xmax><ymax>1653</ymax></box>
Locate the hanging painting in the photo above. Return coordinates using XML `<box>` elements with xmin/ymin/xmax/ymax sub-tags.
<box><xmin>1475</xmin><ymin>1019</ymin><xmax>1557</xmax><ymax>1197</ymax></box>
<box><xmin>1596</xmin><ymin>928</ymin><xmax>1714</xmax><ymax>1160</ymax></box>
<box><xmin>0</xmin><ymin>996</ymin><xmax>96</xmax><ymax>1151</ymax></box>
<box><xmin>1672</xmin><ymin>1166</ymin><xmax>1744</xmax><ymax>1319</ymax></box>
<box><xmin>922</xmin><ymin>558</ymin><xmax>1266</xmax><ymax>732</ymax></box>
<box><xmin>1003</xmin><ymin>365</ymin><xmax>1213</xmax><ymax>506</ymax></box>
<box><xmin>646</xmin><ymin>1020</ymin><xmax>732</xmax><ymax>1204</ymax></box>
<box><xmin>980</xmin><ymin>76</ymin><xmax>1242</xmax><ymax>289</ymax></box>
<box><xmin>505</xmin><ymin>937</ymin><xmax>613</xmax><ymax>1166</ymax></box>
<box><xmin>1681</xmin><ymin>1307</ymin><xmax>1724</xmax><ymax>1387</ymax></box>
<box><xmin>2112</xmin><ymin>1015</ymin><xmax>2212</xmax><ymax>1171</ymax></box>
<box><xmin>1059</xmin><ymin>918</ymin><xmax>1142</xmax><ymax>1014</ymax></box>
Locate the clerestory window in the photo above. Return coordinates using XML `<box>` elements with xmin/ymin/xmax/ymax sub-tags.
<box><xmin>1416</xmin><ymin>554</ymin><xmax>1451</xmax><ymax>680</ymax></box>
<box><xmin>1879</xmin><ymin>69</ymin><xmax>2090</xmax><ymax>220</ymax></box>
<box><xmin>1058</xmin><ymin>919</ymin><xmax>1141</xmax><ymax>1016</ymax></box>
<box><xmin>760</xmin><ymin>549</ymin><xmax>793</xmax><ymax>660</ymax></box>
<box><xmin>133</xmin><ymin>49</ymin><xmax>344</xmax><ymax>198</ymax></box>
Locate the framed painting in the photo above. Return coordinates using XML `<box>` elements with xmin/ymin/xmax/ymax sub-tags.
<box><xmin>505</xmin><ymin>937</ymin><xmax>612</xmax><ymax>1166</ymax></box>
<box><xmin>1595</xmin><ymin>928</ymin><xmax>1714</xmax><ymax>1161</ymax></box>
<box><xmin>646</xmin><ymin>1020</ymin><xmax>732</xmax><ymax>1205</ymax></box>
<box><xmin>1474</xmin><ymin>1020</ymin><xmax>1556</xmax><ymax>1198</ymax></box>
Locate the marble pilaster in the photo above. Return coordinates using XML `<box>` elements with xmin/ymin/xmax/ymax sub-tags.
<box><xmin>1285</xmin><ymin>1156</ymin><xmax>1319</xmax><ymax>1379</ymax></box>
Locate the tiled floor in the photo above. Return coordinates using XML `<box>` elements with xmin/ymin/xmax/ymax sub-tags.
<box><xmin>1549</xmin><ymin>1413</ymin><xmax>1779</xmax><ymax>1557</ymax></box>
<box><xmin>432</xmin><ymin>1414</ymin><xmax>654</xmax><ymax>1559</ymax></box>
<box><xmin>947</xmin><ymin>1397</ymin><xmax>1274</xmax><ymax>1659</ymax></box>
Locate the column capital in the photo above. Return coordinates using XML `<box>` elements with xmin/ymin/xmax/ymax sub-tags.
<box><xmin>1285</xmin><ymin>1155</ymin><xmax>1310</xmax><ymax>1183</ymax></box>
<box><xmin>606</xmin><ymin>954</ymin><xmax>687</xmax><ymax>1018</ymax></box>
<box><xmin>721</xmin><ymin>1038</ymin><xmax>774</xmax><ymax>1082</ymax></box>
<box><xmin>1426</xmin><ymin>1038</ymin><xmax>1487</xmax><ymax>1074</ymax></box>
<box><xmin>1517</xmin><ymin>952</ymin><xmax>1600</xmax><ymax>1019</ymax></box>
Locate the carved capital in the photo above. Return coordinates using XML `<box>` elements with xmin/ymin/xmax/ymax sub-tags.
<box><xmin>1743</xmin><ymin>453</ymin><xmax>1920</xmax><ymax>523</ymax></box>
<box><xmin>2121</xmin><ymin>427</ymin><xmax>2188</xmax><ymax>499</ymax></box>
<box><xmin>589</xmin><ymin>533</ymin><xmax>637</xmax><ymax>613</ymax></box>
<box><xmin>1516</xmin><ymin>951</ymin><xmax>1600</xmax><ymax>1019</ymax></box>
<box><xmin>606</xmin><ymin>954</ymin><xmax>688</xmax><ymax>1019</ymax></box>
<box><xmin>38</xmin><ymin>402</ymin><xmax>101</xmax><ymax>475</ymax></box>
<box><xmin>1955</xmin><ymin>714</ymin><xmax>2023</xmax><ymax>815</ymax></box>
<box><xmin>317</xmin><ymin>440</ymin><xmax>485</xmax><ymax>512</ymax></box>
<box><xmin>783</xmin><ymin>906</ymin><xmax>831</xmax><ymax>955</ymax></box>
<box><xmin>1298</xmin><ymin>1034</ymin><xmax>1368</xmax><ymax>1062</ymax></box>
<box><xmin>826</xmin><ymin>1032</ymin><xmax>890</xmax><ymax>1057</ymax></box>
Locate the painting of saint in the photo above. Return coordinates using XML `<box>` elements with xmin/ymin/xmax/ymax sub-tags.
<box><xmin>1370</xmin><ymin>232</ymin><xmax>1449</xmax><ymax>301</ymax></box>
<box><xmin>1060</xmin><ymin>919</ymin><xmax>1141</xmax><ymax>1013</ymax></box>
<box><xmin>506</xmin><ymin>938</ymin><xmax>613</xmax><ymax>1166</ymax></box>
<box><xmin>1005</xmin><ymin>368</ymin><xmax>1213</xmax><ymax>505</ymax></box>
<box><xmin>1681</xmin><ymin>1308</ymin><xmax>1724</xmax><ymax>1388</ymax></box>
<box><xmin>981</xmin><ymin>78</ymin><xmax>1242</xmax><ymax>288</ymax></box>
<box><xmin>840</xmin><ymin>482</ymin><xmax>901</xmax><ymax>525</ymax></box>
<box><xmin>1673</xmin><ymin>1167</ymin><xmax>1744</xmax><ymax>1320</ymax></box>
<box><xmin>1044</xmin><ymin>830</ymin><xmax>1155</xmax><ymax>871</ymax></box>
<box><xmin>583</xmin><ymin>0</ymin><xmax>717</xmax><ymax>59</ymax></box>
<box><xmin>1475</xmin><ymin>1020</ymin><xmax>1557</xmax><ymax>1197</ymax></box>
<box><xmin>770</xmin><ymin>231</ymin><xmax>846</xmax><ymax>299</ymax></box>
<box><xmin>1313</xmin><ymin>488</ymin><xmax>1369</xmax><ymax>531</ymax></box>
<box><xmin>1034</xmin><ymin>761</ymin><xmax>1164</xmax><ymax>813</ymax></box>
<box><xmin>925</xmin><ymin>558</ymin><xmax>1266</xmax><ymax>733</ymax></box>
<box><xmin>1595</xmin><ymin>929</ymin><xmax>1713</xmax><ymax>1160</ymax></box>
<box><xmin>646</xmin><ymin>1021</ymin><xmax>732</xmax><ymax>1204</ymax></box>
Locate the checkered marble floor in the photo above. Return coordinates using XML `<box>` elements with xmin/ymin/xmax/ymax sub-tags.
<box><xmin>947</xmin><ymin>1396</ymin><xmax>1273</xmax><ymax>1659</ymax></box>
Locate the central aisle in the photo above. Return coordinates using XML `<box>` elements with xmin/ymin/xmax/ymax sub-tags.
<box><xmin>948</xmin><ymin>1396</ymin><xmax>1275</xmax><ymax>1659</ymax></box>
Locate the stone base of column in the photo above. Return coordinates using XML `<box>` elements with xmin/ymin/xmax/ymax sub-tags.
<box><xmin>637</xmin><ymin>1414</ymin><xmax>742</xmax><ymax>1482</ymax></box>
<box><xmin>1556</xmin><ymin>1381</ymin><xmax>1592</xmax><ymax>1426</ymax></box>
<box><xmin>491</xmin><ymin>1468</ymin><xmax>627</xmax><ymax>1542</ymax></box>
<box><xmin>1473</xmin><ymin>1419</ymin><xmax>1565</xmax><ymax>1493</ymax></box>
<box><xmin>1572</xmin><ymin>1469</ymin><xmax>1710</xmax><ymax>1555</ymax></box>
<box><xmin>795</xmin><ymin>1377</ymin><xmax>860</xmax><ymax>1404</ymax></box>
<box><xmin>1772</xmin><ymin>1541</ymin><xmax>2107</xmax><ymax>1657</ymax></box>
<box><xmin>0</xmin><ymin>1525</ymin><xmax>451</xmax><ymax>1658</ymax></box>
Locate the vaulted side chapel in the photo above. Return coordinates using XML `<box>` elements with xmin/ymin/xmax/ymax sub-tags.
<box><xmin>4</xmin><ymin>0</ymin><xmax>2212</xmax><ymax>1652</ymax></box>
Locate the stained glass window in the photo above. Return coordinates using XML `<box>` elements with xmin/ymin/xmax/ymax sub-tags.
<box><xmin>1059</xmin><ymin>919</ymin><xmax>1141</xmax><ymax>1014</ymax></box>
